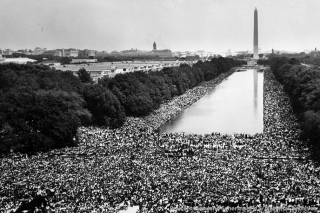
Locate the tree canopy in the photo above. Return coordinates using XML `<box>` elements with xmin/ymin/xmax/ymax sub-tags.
<box><xmin>270</xmin><ymin>57</ymin><xmax>320</xmax><ymax>161</ymax></box>
<box><xmin>77</xmin><ymin>68</ymin><xmax>92</xmax><ymax>83</ymax></box>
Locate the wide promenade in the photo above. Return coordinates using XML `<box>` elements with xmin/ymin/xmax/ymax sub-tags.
<box><xmin>1</xmin><ymin>68</ymin><xmax>319</xmax><ymax>213</ymax></box>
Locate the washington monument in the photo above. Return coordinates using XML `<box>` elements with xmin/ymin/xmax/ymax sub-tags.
<box><xmin>253</xmin><ymin>7</ymin><xmax>258</xmax><ymax>60</ymax></box>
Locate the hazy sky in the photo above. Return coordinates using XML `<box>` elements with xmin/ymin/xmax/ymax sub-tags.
<box><xmin>0</xmin><ymin>0</ymin><xmax>319</xmax><ymax>53</ymax></box>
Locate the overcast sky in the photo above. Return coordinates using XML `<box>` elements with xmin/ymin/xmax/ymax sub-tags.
<box><xmin>0</xmin><ymin>0</ymin><xmax>319</xmax><ymax>53</ymax></box>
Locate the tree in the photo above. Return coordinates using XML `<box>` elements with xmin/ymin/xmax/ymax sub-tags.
<box><xmin>270</xmin><ymin>57</ymin><xmax>289</xmax><ymax>75</ymax></box>
<box><xmin>289</xmin><ymin>58</ymin><xmax>300</xmax><ymax>65</ymax></box>
<box><xmin>82</xmin><ymin>85</ymin><xmax>125</xmax><ymax>128</ymax></box>
<box><xmin>0</xmin><ymin>90</ymin><xmax>91</xmax><ymax>154</ymax></box>
<box><xmin>0</xmin><ymin>68</ymin><xmax>18</xmax><ymax>91</ymax></box>
<box><xmin>77</xmin><ymin>68</ymin><xmax>92</xmax><ymax>83</ymax></box>
<box><xmin>270</xmin><ymin>56</ymin><xmax>320</xmax><ymax>163</ymax></box>
<box><xmin>257</xmin><ymin>60</ymin><xmax>270</xmax><ymax>66</ymax></box>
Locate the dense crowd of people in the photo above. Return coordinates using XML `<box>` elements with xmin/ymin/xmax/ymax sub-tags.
<box><xmin>1</xmin><ymin>68</ymin><xmax>320</xmax><ymax>212</ymax></box>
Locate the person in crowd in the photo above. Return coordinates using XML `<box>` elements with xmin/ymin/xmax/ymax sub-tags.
<box><xmin>1</xmin><ymin>69</ymin><xmax>319</xmax><ymax>213</ymax></box>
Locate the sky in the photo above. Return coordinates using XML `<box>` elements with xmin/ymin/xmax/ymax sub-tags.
<box><xmin>0</xmin><ymin>0</ymin><xmax>319</xmax><ymax>53</ymax></box>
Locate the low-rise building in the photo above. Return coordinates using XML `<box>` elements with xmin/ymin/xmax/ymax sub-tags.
<box><xmin>54</xmin><ymin>48</ymin><xmax>80</xmax><ymax>57</ymax></box>
<box><xmin>71</xmin><ymin>58</ymin><xmax>98</xmax><ymax>64</ymax></box>
<box><xmin>179</xmin><ymin>52</ymin><xmax>187</xmax><ymax>58</ymax></box>
<box><xmin>40</xmin><ymin>60</ymin><xmax>61</xmax><ymax>66</ymax></box>
<box><xmin>42</xmin><ymin>50</ymin><xmax>56</xmax><ymax>56</ymax></box>
<box><xmin>79</xmin><ymin>49</ymin><xmax>96</xmax><ymax>58</ymax></box>
<box><xmin>33</xmin><ymin>47</ymin><xmax>47</xmax><ymax>55</ymax></box>
<box><xmin>3</xmin><ymin>58</ymin><xmax>37</xmax><ymax>64</ymax></box>
<box><xmin>51</xmin><ymin>60</ymin><xmax>196</xmax><ymax>81</ymax></box>
<box><xmin>197</xmin><ymin>50</ymin><xmax>206</xmax><ymax>57</ymax></box>
<box><xmin>121</xmin><ymin>49</ymin><xmax>148</xmax><ymax>57</ymax></box>
<box><xmin>66</xmin><ymin>49</ymin><xmax>79</xmax><ymax>57</ymax></box>
<box><xmin>54</xmin><ymin>50</ymin><xmax>63</xmax><ymax>57</ymax></box>
<box><xmin>3</xmin><ymin>49</ymin><xmax>14</xmax><ymax>55</ymax></box>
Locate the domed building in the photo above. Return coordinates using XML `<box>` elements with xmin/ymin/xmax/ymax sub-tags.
<box><xmin>151</xmin><ymin>41</ymin><xmax>174</xmax><ymax>58</ymax></box>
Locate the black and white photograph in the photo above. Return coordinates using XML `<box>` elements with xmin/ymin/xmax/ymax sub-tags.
<box><xmin>1</xmin><ymin>0</ymin><xmax>320</xmax><ymax>212</ymax></box>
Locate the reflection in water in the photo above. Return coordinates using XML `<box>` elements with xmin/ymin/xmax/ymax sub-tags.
<box><xmin>159</xmin><ymin>69</ymin><xmax>264</xmax><ymax>135</ymax></box>
<box><xmin>254</xmin><ymin>69</ymin><xmax>258</xmax><ymax>113</ymax></box>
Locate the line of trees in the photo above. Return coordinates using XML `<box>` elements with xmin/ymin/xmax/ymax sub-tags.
<box><xmin>268</xmin><ymin>52</ymin><xmax>320</xmax><ymax>67</ymax></box>
<box><xmin>0</xmin><ymin>58</ymin><xmax>245</xmax><ymax>155</ymax></box>
<box><xmin>257</xmin><ymin>59</ymin><xmax>270</xmax><ymax>66</ymax></box>
<box><xmin>270</xmin><ymin>57</ymin><xmax>320</xmax><ymax>161</ymax></box>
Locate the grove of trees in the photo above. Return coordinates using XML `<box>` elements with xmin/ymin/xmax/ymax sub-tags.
<box><xmin>0</xmin><ymin>58</ymin><xmax>244</xmax><ymax>155</ymax></box>
<box><xmin>270</xmin><ymin>57</ymin><xmax>320</xmax><ymax>161</ymax></box>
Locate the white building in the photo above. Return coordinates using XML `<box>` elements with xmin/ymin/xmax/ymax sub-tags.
<box><xmin>71</xmin><ymin>58</ymin><xmax>98</xmax><ymax>64</ymax></box>
<box><xmin>40</xmin><ymin>60</ymin><xmax>61</xmax><ymax>66</ymax></box>
<box><xmin>2</xmin><ymin>58</ymin><xmax>37</xmax><ymax>64</ymax></box>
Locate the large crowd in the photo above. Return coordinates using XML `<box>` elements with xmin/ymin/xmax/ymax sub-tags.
<box><xmin>1</xmin><ymin>68</ymin><xmax>320</xmax><ymax>213</ymax></box>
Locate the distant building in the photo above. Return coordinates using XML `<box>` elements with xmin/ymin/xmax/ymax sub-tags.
<box><xmin>197</xmin><ymin>50</ymin><xmax>206</xmax><ymax>57</ymax></box>
<box><xmin>151</xmin><ymin>42</ymin><xmax>173</xmax><ymax>58</ymax></box>
<box><xmin>42</xmin><ymin>50</ymin><xmax>56</xmax><ymax>56</ymax></box>
<box><xmin>26</xmin><ymin>49</ymin><xmax>33</xmax><ymax>55</ymax></box>
<box><xmin>53</xmin><ymin>48</ymin><xmax>81</xmax><ymax>57</ymax></box>
<box><xmin>15</xmin><ymin>49</ymin><xmax>29</xmax><ymax>55</ymax></box>
<box><xmin>66</xmin><ymin>49</ymin><xmax>79</xmax><ymax>57</ymax></box>
<box><xmin>3</xmin><ymin>49</ymin><xmax>14</xmax><ymax>55</ymax></box>
<box><xmin>34</xmin><ymin>47</ymin><xmax>47</xmax><ymax>55</ymax></box>
<box><xmin>172</xmin><ymin>52</ymin><xmax>180</xmax><ymax>57</ymax></box>
<box><xmin>153</xmin><ymin>41</ymin><xmax>156</xmax><ymax>50</ymax></box>
<box><xmin>40</xmin><ymin>60</ymin><xmax>61</xmax><ymax>66</ymax></box>
<box><xmin>310</xmin><ymin>50</ymin><xmax>319</xmax><ymax>57</ymax></box>
<box><xmin>303</xmin><ymin>49</ymin><xmax>313</xmax><ymax>54</ymax></box>
<box><xmin>71</xmin><ymin>58</ymin><xmax>98</xmax><ymax>64</ymax></box>
<box><xmin>179</xmin><ymin>52</ymin><xmax>187</xmax><ymax>58</ymax></box>
<box><xmin>3</xmin><ymin>58</ymin><xmax>37</xmax><ymax>64</ymax></box>
<box><xmin>54</xmin><ymin>50</ymin><xmax>63</xmax><ymax>57</ymax></box>
<box><xmin>247</xmin><ymin>59</ymin><xmax>257</xmax><ymax>66</ymax></box>
<box><xmin>121</xmin><ymin>49</ymin><xmax>148</xmax><ymax>57</ymax></box>
<box><xmin>79</xmin><ymin>49</ymin><xmax>96</xmax><ymax>58</ymax></box>
<box><xmin>150</xmin><ymin>49</ymin><xmax>174</xmax><ymax>58</ymax></box>
<box><xmin>236</xmin><ymin>50</ymin><xmax>249</xmax><ymax>55</ymax></box>
<box><xmin>52</xmin><ymin>60</ymin><xmax>197</xmax><ymax>81</ymax></box>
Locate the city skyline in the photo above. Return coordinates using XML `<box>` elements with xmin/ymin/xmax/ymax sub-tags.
<box><xmin>0</xmin><ymin>0</ymin><xmax>319</xmax><ymax>53</ymax></box>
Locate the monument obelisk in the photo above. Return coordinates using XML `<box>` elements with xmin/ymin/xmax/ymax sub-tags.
<box><xmin>253</xmin><ymin>7</ymin><xmax>259</xmax><ymax>60</ymax></box>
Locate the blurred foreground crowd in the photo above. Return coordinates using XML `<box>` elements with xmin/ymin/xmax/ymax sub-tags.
<box><xmin>1</xmin><ymin>69</ymin><xmax>319</xmax><ymax>213</ymax></box>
